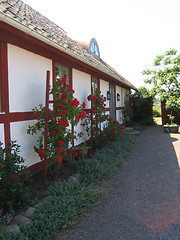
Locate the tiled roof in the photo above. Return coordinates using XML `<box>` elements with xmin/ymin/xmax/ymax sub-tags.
<box><xmin>0</xmin><ymin>0</ymin><xmax>135</xmax><ymax>88</ymax></box>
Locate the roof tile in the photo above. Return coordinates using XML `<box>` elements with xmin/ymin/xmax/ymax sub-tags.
<box><xmin>0</xmin><ymin>0</ymin><xmax>135</xmax><ymax>88</ymax></box>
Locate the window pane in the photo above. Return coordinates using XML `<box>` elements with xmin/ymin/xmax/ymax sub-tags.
<box><xmin>92</xmin><ymin>76</ymin><xmax>98</xmax><ymax>95</ymax></box>
<box><xmin>55</xmin><ymin>63</ymin><xmax>69</xmax><ymax>84</ymax></box>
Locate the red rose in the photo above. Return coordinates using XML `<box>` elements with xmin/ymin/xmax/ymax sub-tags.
<box><xmin>120</xmin><ymin>131</ymin><xmax>123</xmax><ymax>136</ymax></box>
<box><xmin>57</xmin><ymin>78</ymin><xmax>62</xmax><ymax>85</ymax></box>
<box><xmin>82</xmin><ymin>102</ymin><xmax>86</xmax><ymax>109</ymax></box>
<box><xmin>93</xmin><ymin>110</ymin><xmax>96</xmax><ymax>113</ymax></box>
<box><xmin>57</xmin><ymin>156</ymin><xmax>63</xmax><ymax>163</ymax></box>
<box><xmin>51</xmin><ymin>130</ymin><xmax>56</xmax><ymax>136</ymax></box>
<box><xmin>81</xmin><ymin>111</ymin><xmax>86</xmax><ymax>119</ymax></box>
<box><xmin>37</xmin><ymin>123</ymin><xmax>40</xmax><ymax>130</ymax></box>
<box><xmin>62</xmin><ymin>77</ymin><xmax>66</xmax><ymax>83</ymax></box>
<box><xmin>56</xmin><ymin>104</ymin><xmax>61</xmax><ymax>108</ymax></box>
<box><xmin>95</xmin><ymin>116</ymin><xmax>99</xmax><ymax>120</ymax></box>
<box><xmin>39</xmin><ymin>149</ymin><xmax>44</xmax><ymax>158</ymax></box>
<box><xmin>104</xmin><ymin>97</ymin><xmax>106</xmax><ymax>101</ymax></box>
<box><xmin>61</xmin><ymin>110</ymin><xmax>67</xmax><ymax>116</ymax></box>
<box><xmin>59</xmin><ymin>141</ymin><xmax>64</xmax><ymax>146</ymax></box>
<box><xmin>73</xmin><ymin>148</ymin><xmax>76</xmax><ymax>154</ymax></box>
<box><xmin>93</xmin><ymin>96</ymin><xmax>97</xmax><ymax>101</ymax></box>
<box><xmin>87</xmin><ymin>95</ymin><xmax>91</xmax><ymax>100</ymax></box>
<box><xmin>75</xmin><ymin>152</ymin><xmax>78</xmax><ymax>157</ymax></box>
<box><xmin>110</xmin><ymin>117</ymin><xmax>113</xmax><ymax>122</ymax></box>
<box><xmin>63</xmin><ymin>150</ymin><xmax>66</xmax><ymax>154</ymax></box>
<box><xmin>109</xmin><ymin>136</ymin><xmax>113</xmax><ymax>140</ymax></box>
<box><xmin>52</xmin><ymin>119</ymin><xmax>56</xmax><ymax>125</ymax></box>
<box><xmin>57</xmin><ymin>147</ymin><xmax>63</xmax><ymax>153</ymax></box>
<box><xmin>98</xmin><ymin>99</ymin><xmax>101</xmax><ymax>102</ymax></box>
<box><xmin>61</xmin><ymin>93</ymin><xmax>68</xmax><ymax>100</ymax></box>
<box><xmin>70</xmin><ymin>98</ymin><xmax>79</xmax><ymax>107</ymax></box>
<box><xmin>113</xmin><ymin>119</ymin><xmax>117</xmax><ymax>125</ymax></box>
<box><xmin>69</xmin><ymin>153</ymin><xmax>72</xmax><ymax>159</ymax></box>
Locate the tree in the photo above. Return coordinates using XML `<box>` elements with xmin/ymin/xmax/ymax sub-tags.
<box><xmin>142</xmin><ymin>49</ymin><xmax>180</xmax><ymax>112</ymax></box>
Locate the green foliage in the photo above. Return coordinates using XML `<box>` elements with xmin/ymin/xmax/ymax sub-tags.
<box><xmin>27</xmin><ymin>76</ymin><xmax>86</xmax><ymax>176</ymax></box>
<box><xmin>153</xmin><ymin>109</ymin><xmax>161</xmax><ymax>117</ymax></box>
<box><xmin>0</xmin><ymin>141</ymin><xmax>29</xmax><ymax>212</ymax></box>
<box><xmin>142</xmin><ymin>48</ymin><xmax>180</xmax><ymax>111</ymax></box>
<box><xmin>76</xmin><ymin>133</ymin><xmax>134</xmax><ymax>185</ymax></box>
<box><xmin>1</xmin><ymin>133</ymin><xmax>134</xmax><ymax>239</ymax></box>
<box><xmin>127</xmin><ymin>90</ymin><xmax>154</xmax><ymax>126</ymax></box>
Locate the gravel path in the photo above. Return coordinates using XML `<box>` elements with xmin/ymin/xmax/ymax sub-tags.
<box><xmin>52</xmin><ymin>125</ymin><xmax>180</xmax><ymax>240</ymax></box>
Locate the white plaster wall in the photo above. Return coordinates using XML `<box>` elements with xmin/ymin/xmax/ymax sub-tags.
<box><xmin>116</xmin><ymin>86</ymin><xmax>121</xmax><ymax>108</ymax></box>
<box><xmin>100</xmin><ymin>79</ymin><xmax>109</xmax><ymax>108</ymax></box>
<box><xmin>8</xmin><ymin>44</ymin><xmax>52</xmax><ymax>112</ymax></box>
<box><xmin>0</xmin><ymin>124</ymin><xmax>4</xmax><ymax>147</ymax></box>
<box><xmin>116</xmin><ymin>109</ymin><xmax>124</xmax><ymax>124</ymax></box>
<box><xmin>72</xmin><ymin>69</ymin><xmax>91</xmax><ymax>109</ymax></box>
<box><xmin>10</xmin><ymin>120</ymin><xmax>41</xmax><ymax>167</ymax></box>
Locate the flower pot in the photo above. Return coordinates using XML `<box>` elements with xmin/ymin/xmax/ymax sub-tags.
<box><xmin>164</xmin><ymin>126</ymin><xmax>179</xmax><ymax>133</ymax></box>
<box><xmin>77</xmin><ymin>148</ymin><xmax>89</xmax><ymax>158</ymax></box>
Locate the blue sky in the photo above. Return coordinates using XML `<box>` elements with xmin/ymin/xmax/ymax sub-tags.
<box><xmin>23</xmin><ymin>0</ymin><xmax>180</xmax><ymax>88</ymax></box>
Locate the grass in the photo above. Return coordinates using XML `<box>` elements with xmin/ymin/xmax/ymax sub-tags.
<box><xmin>154</xmin><ymin>117</ymin><xmax>162</xmax><ymax>125</ymax></box>
<box><xmin>0</xmin><ymin>132</ymin><xmax>135</xmax><ymax>240</ymax></box>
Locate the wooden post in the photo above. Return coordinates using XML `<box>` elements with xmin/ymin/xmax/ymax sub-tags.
<box><xmin>44</xmin><ymin>71</ymin><xmax>50</xmax><ymax>180</ymax></box>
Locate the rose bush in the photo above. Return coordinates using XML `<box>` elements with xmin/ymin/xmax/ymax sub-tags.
<box><xmin>82</xmin><ymin>88</ymin><xmax>124</xmax><ymax>147</ymax></box>
<box><xmin>27</xmin><ymin>75</ymin><xmax>86</xmax><ymax>175</ymax></box>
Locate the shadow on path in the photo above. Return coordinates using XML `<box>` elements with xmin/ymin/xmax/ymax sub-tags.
<box><xmin>52</xmin><ymin>125</ymin><xmax>180</xmax><ymax>240</ymax></box>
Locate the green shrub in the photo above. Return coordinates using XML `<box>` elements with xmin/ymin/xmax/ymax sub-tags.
<box><xmin>153</xmin><ymin>109</ymin><xmax>161</xmax><ymax>117</ymax></box>
<box><xmin>76</xmin><ymin>133</ymin><xmax>134</xmax><ymax>185</ymax></box>
<box><xmin>0</xmin><ymin>141</ymin><xmax>29</xmax><ymax>212</ymax></box>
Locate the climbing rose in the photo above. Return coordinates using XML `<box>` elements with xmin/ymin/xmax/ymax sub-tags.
<box><xmin>81</xmin><ymin>111</ymin><xmax>86</xmax><ymax>119</ymax></box>
<box><xmin>93</xmin><ymin>110</ymin><xmax>96</xmax><ymax>113</ymax></box>
<box><xmin>109</xmin><ymin>117</ymin><xmax>113</xmax><ymax>122</ymax></box>
<box><xmin>52</xmin><ymin>119</ymin><xmax>56</xmax><ymax>125</ymax></box>
<box><xmin>69</xmin><ymin>153</ymin><xmax>72</xmax><ymax>159</ymax></box>
<box><xmin>57</xmin><ymin>156</ymin><xmax>63</xmax><ymax>163</ymax></box>
<box><xmin>98</xmin><ymin>98</ymin><xmax>101</xmax><ymax>102</ymax></box>
<box><xmin>63</xmin><ymin>150</ymin><xmax>66</xmax><ymax>154</ymax></box>
<box><xmin>82</xmin><ymin>102</ymin><xmax>86</xmax><ymax>109</ymax></box>
<box><xmin>39</xmin><ymin>149</ymin><xmax>44</xmax><ymax>158</ymax></box>
<box><xmin>120</xmin><ymin>131</ymin><xmax>123</xmax><ymax>136</ymax></box>
<box><xmin>59</xmin><ymin>141</ymin><xmax>64</xmax><ymax>146</ymax></box>
<box><xmin>51</xmin><ymin>130</ymin><xmax>56</xmax><ymax>136</ymax></box>
<box><xmin>61</xmin><ymin>110</ymin><xmax>67</xmax><ymax>116</ymax></box>
<box><xmin>70</xmin><ymin>98</ymin><xmax>79</xmax><ymax>107</ymax></box>
<box><xmin>109</xmin><ymin>136</ymin><xmax>113</xmax><ymax>140</ymax></box>
<box><xmin>95</xmin><ymin>116</ymin><xmax>99</xmax><ymax>120</ymax></box>
<box><xmin>61</xmin><ymin>92</ymin><xmax>68</xmax><ymax>100</ymax></box>
<box><xmin>93</xmin><ymin>96</ymin><xmax>97</xmax><ymax>101</ymax></box>
<box><xmin>87</xmin><ymin>95</ymin><xmax>91</xmax><ymax>100</ymax></box>
<box><xmin>57</xmin><ymin>147</ymin><xmax>63</xmax><ymax>153</ymax></box>
<box><xmin>113</xmin><ymin>119</ymin><xmax>117</xmax><ymax>125</ymax></box>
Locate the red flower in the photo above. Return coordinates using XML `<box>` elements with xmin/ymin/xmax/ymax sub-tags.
<box><xmin>59</xmin><ymin>141</ymin><xmax>64</xmax><ymax>146</ymax></box>
<box><xmin>51</xmin><ymin>130</ymin><xmax>56</xmax><ymax>136</ymax></box>
<box><xmin>82</xmin><ymin>102</ymin><xmax>86</xmax><ymax>109</ymax></box>
<box><xmin>110</xmin><ymin>117</ymin><xmax>113</xmax><ymax>122</ymax></box>
<box><xmin>69</xmin><ymin>153</ymin><xmax>72</xmax><ymax>159</ymax></box>
<box><xmin>93</xmin><ymin>96</ymin><xmax>97</xmax><ymax>101</ymax></box>
<box><xmin>122</xmin><ymin>126</ymin><xmax>125</xmax><ymax>130</ymax></box>
<box><xmin>112</xmin><ymin>130</ymin><xmax>115</xmax><ymax>135</ymax></box>
<box><xmin>56</xmin><ymin>104</ymin><xmax>61</xmax><ymax>108</ymax></box>
<box><xmin>95</xmin><ymin>116</ymin><xmax>99</xmax><ymax>120</ymax></box>
<box><xmin>81</xmin><ymin>111</ymin><xmax>86</xmax><ymax>119</ymax></box>
<box><xmin>39</xmin><ymin>149</ymin><xmax>44</xmax><ymax>158</ymax></box>
<box><xmin>93</xmin><ymin>110</ymin><xmax>96</xmax><ymax>113</ymax></box>
<box><xmin>57</xmin><ymin>78</ymin><xmax>62</xmax><ymax>85</ymax></box>
<box><xmin>61</xmin><ymin>93</ymin><xmax>68</xmax><ymax>100</ymax></box>
<box><xmin>70</xmin><ymin>98</ymin><xmax>79</xmax><ymax>107</ymax></box>
<box><xmin>98</xmin><ymin>99</ymin><xmax>101</xmax><ymax>102</ymax></box>
<box><xmin>73</xmin><ymin>148</ymin><xmax>76</xmax><ymax>154</ymax></box>
<box><xmin>62</xmin><ymin>104</ymin><xmax>67</xmax><ymax>109</ymax></box>
<box><xmin>62</xmin><ymin>76</ymin><xmax>66</xmax><ymax>83</ymax></box>
<box><xmin>109</xmin><ymin>136</ymin><xmax>113</xmax><ymax>140</ymax></box>
<box><xmin>37</xmin><ymin>123</ymin><xmax>40</xmax><ymax>130</ymax></box>
<box><xmin>120</xmin><ymin>131</ymin><xmax>123</xmax><ymax>136</ymax></box>
<box><xmin>61</xmin><ymin>110</ymin><xmax>67</xmax><ymax>116</ymax></box>
<box><xmin>57</xmin><ymin>147</ymin><xmax>63</xmax><ymax>153</ymax></box>
<box><xmin>75</xmin><ymin>152</ymin><xmax>78</xmax><ymax>157</ymax></box>
<box><xmin>104</xmin><ymin>97</ymin><xmax>106</xmax><ymax>101</ymax></box>
<box><xmin>57</xmin><ymin>156</ymin><xmax>63</xmax><ymax>163</ymax></box>
<box><xmin>52</xmin><ymin>119</ymin><xmax>56</xmax><ymax>125</ymax></box>
<box><xmin>87</xmin><ymin>95</ymin><xmax>91</xmax><ymax>100</ymax></box>
<box><xmin>113</xmin><ymin>119</ymin><xmax>117</xmax><ymax>125</ymax></box>
<box><xmin>63</xmin><ymin>150</ymin><xmax>66</xmax><ymax>154</ymax></box>
<box><xmin>66</xmin><ymin>84</ymin><xmax>72</xmax><ymax>91</ymax></box>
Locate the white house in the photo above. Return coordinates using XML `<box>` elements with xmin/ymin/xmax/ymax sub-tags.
<box><xmin>0</xmin><ymin>0</ymin><xmax>135</xmax><ymax>174</ymax></box>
